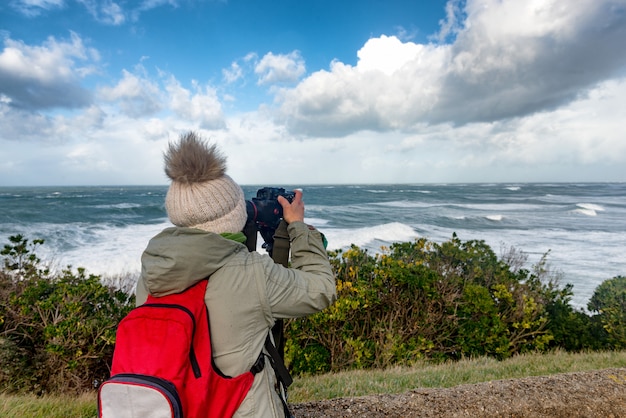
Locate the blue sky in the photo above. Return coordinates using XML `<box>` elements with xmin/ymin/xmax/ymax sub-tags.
<box><xmin>1</xmin><ymin>0</ymin><xmax>625</xmax><ymax>186</ymax></box>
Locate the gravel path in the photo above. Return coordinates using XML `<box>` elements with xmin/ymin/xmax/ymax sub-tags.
<box><xmin>291</xmin><ymin>368</ymin><xmax>626</xmax><ymax>417</ymax></box>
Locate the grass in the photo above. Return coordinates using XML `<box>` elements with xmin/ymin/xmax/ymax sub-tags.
<box><xmin>288</xmin><ymin>349</ymin><xmax>626</xmax><ymax>402</ymax></box>
<box><xmin>2</xmin><ymin>350</ymin><xmax>625</xmax><ymax>417</ymax></box>
<box><xmin>0</xmin><ymin>392</ymin><xmax>96</xmax><ymax>418</ymax></box>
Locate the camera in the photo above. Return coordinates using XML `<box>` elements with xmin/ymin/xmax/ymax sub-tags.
<box><xmin>245</xmin><ymin>187</ymin><xmax>295</xmax><ymax>253</ymax></box>
<box><xmin>246</xmin><ymin>187</ymin><xmax>295</xmax><ymax>230</ymax></box>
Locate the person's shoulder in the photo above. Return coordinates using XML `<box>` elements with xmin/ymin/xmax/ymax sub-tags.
<box><xmin>225</xmin><ymin>245</ymin><xmax>272</xmax><ymax>267</ymax></box>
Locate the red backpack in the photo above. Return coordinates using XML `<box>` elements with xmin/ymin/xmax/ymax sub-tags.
<box><xmin>98</xmin><ymin>280</ymin><xmax>265</xmax><ymax>418</ymax></box>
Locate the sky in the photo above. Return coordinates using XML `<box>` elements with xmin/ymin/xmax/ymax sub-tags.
<box><xmin>1</xmin><ymin>0</ymin><xmax>625</xmax><ymax>186</ymax></box>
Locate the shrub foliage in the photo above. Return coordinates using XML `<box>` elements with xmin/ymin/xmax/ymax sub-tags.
<box><xmin>587</xmin><ymin>275</ymin><xmax>626</xmax><ymax>349</ymax></box>
<box><xmin>0</xmin><ymin>233</ymin><xmax>624</xmax><ymax>393</ymax></box>
<box><xmin>285</xmin><ymin>234</ymin><xmax>624</xmax><ymax>375</ymax></box>
<box><xmin>0</xmin><ymin>235</ymin><xmax>134</xmax><ymax>394</ymax></box>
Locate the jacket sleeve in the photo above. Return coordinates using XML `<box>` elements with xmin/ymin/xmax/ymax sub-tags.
<box><xmin>263</xmin><ymin>221</ymin><xmax>336</xmax><ymax>318</ymax></box>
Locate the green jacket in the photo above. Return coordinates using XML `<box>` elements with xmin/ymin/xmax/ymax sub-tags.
<box><xmin>136</xmin><ymin>221</ymin><xmax>336</xmax><ymax>417</ymax></box>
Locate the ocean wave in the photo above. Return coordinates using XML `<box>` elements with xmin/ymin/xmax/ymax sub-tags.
<box><xmin>94</xmin><ymin>203</ymin><xmax>143</xmax><ymax>209</ymax></box>
<box><xmin>0</xmin><ymin>220</ymin><xmax>170</xmax><ymax>279</ymax></box>
<box><xmin>38</xmin><ymin>192</ymin><xmax>93</xmax><ymax>199</ymax></box>
<box><xmin>2</xmin><ymin>183</ymin><xmax>624</xmax><ymax>310</ymax></box>
<box><xmin>573</xmin><ymin>208</ymin><xmax>597</xmax><ymax>217</ymax></box>
<box><xmin>505</xmin><ymin>186</ymin><xmax>521</xmax><ymax>191</ymax></box>
<box><xmin>455</xmin><ymin>203</ymin><xmax>543</xmax><ymax>211</ymax></box>
<box><xmin>577</xmin><ymin>203</ymin><xmax>605</xmax><ymax>211</ymax></box>
<box><xmin>1</xmin><ymin>220</ymin><xmax>417</xmax><ymax>279</ymax></box>
<box><xmin>324</xmin><ymin>222</ymin><xmax>418</xmax><ymax>251</ymax></box>
<box><xmin>304</xmin><ymin>217</ymin><xmax>329</xmax><ymax>226</ymax></box>
<box><xmin>373</xmin><ymin>200</ymin><xmax>435</xmax><ymax>208</ymax></box>
<box><xmin>573</xmin><ymin>203</ymin><xmax>605</xmax><ymax>217</ymax></box>
<box><xmin>58</xmin><ymin>222</ymin><xmax>169</xmax><ymax>278</ymax></box>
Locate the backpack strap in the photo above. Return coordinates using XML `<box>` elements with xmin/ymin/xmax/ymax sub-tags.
<box><xmin>264</xmin><ymin>334</ymin><xmax>292</xmax><ymax>387</ymax></box>
<box><xmin>271</xmin><ymin>220</ymin><xmax>290</xmax><ymax>267</ymax></box>
<box><xmin>268</xmin><ymin>220</ymin><xmax>294</xmax><ymax>417</ymax></box>
<box><xmin>264</xmin><ymin>334</ymin><xmax>294</xmax><ymax>418</ymax></box>
<box><xmin>270</xmin><ymin>220</ymin><xmax>290</xmax><ymax>361</ymax></box>
<box><xmin>249</xmin><ymin>350</ymin><xmax>265</xmax><ymax>375</ymax></box>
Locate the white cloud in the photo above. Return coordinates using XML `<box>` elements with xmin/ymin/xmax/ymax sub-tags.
<box><xmin>9</xmin><ymin>0</ymin><xmax>65</xmax><ymax>17</ymax></box>
<box><xmin>68</xmin><ymin>104</ymin><xmax>106</xmax><ymax>131</ymax></box>
<box><xmin>0</xmin><ymin>32</ymin><xmax>97</xmax><ymax>110</ymax></box>
<box><xmin>2</xmin><ymin>76</ymin><xmax>625</xmax><ymax>186</ymax></box>
<box><xmin>10</xmin><ymin>0</ymin><xmax>180</xmax><ymax>25</ymax></box>
<box><xmin>276</xmin><ymin>0</ymin><xmax>626</xmax><ymax>136</ymax></box>
<box><xmin>223</xmin><ymin>62</ymin><xmax>243</xmax><ymax>84</ymax></box>
<box><xmin>98</xmin><ymin>69</ymin><xmax>162</xmax><ymax>117</ymax></box>
<box><xmin>356</xmin><ymin>35</ymin><xmax>426</xmax><ymax>76</ymax></box>
<box><xmin>223</xmin><ymin>53</ymin><xmax>260</xmax><ymax>86</ymax></box>
<box><xmin>0</xmin><ymin>101</ymin><xmax>56</xmax><ymax>141</ymax></box>
<box><xmin>11</xmin><ymin>0</ymin><xmax>125</xmax><ymax>24</ymax></box>
<box><xmin>129</xmin><ymin>0</ymin><xmax>180</xmax><ymax>23</ymax></box>
<box><xmin>275</xmin><ymin>40</ymin><xmax>448</xmax><ymax>136</ymax></box>
<box><xmin>394</xmin><ymin>77</ymin><xmax>626</xmax><ymax>177</ymax></box>
<box><xmin>77</xmin><ymin>0</ymin><xmax>125</xmax><ymax>25</ymax></box>
<box><xmin>1</xmin><ymin>0</ymin><xmax>626</xmax><ymax>186</ymax></box>
<box><xmin>143</xmin><ymin>118</ymin><xmax>169</xmax><ymax>141</ymax></box>
<box><xmin>436</xmin><ymin>0</ymin><xmax>626</xmax><ymax>123</ymax></box>
<box><xmin>255</xmin><ymin>51</ymin><xmax>306</xmax><ymax>85</ymax></box>
<box><xmin>165</xmin><ymin>77</ymin><xmax>225</xmax><ymax>129</ymax></box>
<box><xmin>433</xmin><ymin>0</ymin><xmax>465</xmax><ymax>43</ymax></box>
<box><xmin>96</xmin><ymin>66</ymin><xmax>226</xmax><ymax>128</ymax></box>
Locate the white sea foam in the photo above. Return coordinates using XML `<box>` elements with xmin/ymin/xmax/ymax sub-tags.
<box><xmin>573</xmin><ymin>203</ymin><xmax>605</xmax><ymax>216</ymax></box>
<box><xmin>2</xmin><ymin>183</ymin><xmax>624</xmax><ymax>311</ymax></box>
<box><xmin>578</xmin><ymin>203</ymin><xmax>605</xmax><ymax>211</ymax></box>
<box><xmin>304</xmin><ymin>217</ymin><xmax>329</xmax><ymax>226</ymax></box>
<box><xmin>458</xmin><ymin>203</ymin><xmax>542</xmax><ymax>211</ymax></box>
<box><xmin>61</xmin><ymin>221</ymin><xmax>418</xmax><ymax>277</ymax></box>
<box><xmin>505</xmin><ymin>186</ymin><xmax>521</xmax><ymax>191</ymax></box>
<box><xmin>573</xmin><ymin>208</ymin><xmax>597</xmax><ymax>216</ymax></box>
<box><xmin>5</xmin><ymin>219</ymin><xmax>417</xmax><ymax>281</ymax></box>
<box><xmin>56</xmin><ymin>222</ymin><xmax>170</xmax><ymax>279</ymax></box>
<box><xmin>323</xmin><ymin>222</ymin><xmax>418</xmax><ymax>252</ymax></box>
<box><xmin>95</xmin><ymin>203</ymin><xmax>143</xmax><ymax>209</ymax></box>
<box><xmin>0</xmin><ymin>221</ymin><xmax>170</xmax><ymax>281</ymax></box>
<box><xmin>374</xmin><ymin>200</ymin><xmax>434</xmax><ymax>208</ymax></box>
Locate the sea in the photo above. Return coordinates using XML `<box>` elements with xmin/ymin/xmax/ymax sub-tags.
<box><xmin>1</xmin><ymin>183</ymin><xmax>624</xmax><ymax>310</ymax></box>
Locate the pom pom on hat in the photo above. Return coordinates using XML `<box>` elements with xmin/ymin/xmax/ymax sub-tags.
<box><xmin>164</xmin><ymin>131</ymin><xmax>247</xmax><ymax>234</ymax></box>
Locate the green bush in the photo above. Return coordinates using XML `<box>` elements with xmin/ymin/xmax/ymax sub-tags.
<box><xmin>0</xmin><ymin>235</ymin><xmax>134</xmax><ymax>394</ymax></box>
<box><xmin>588</xmin><ymin>275</ymin><xmax>626</xmax><ymax>349</ymax></box>
<box><xmin>2</xmin><ymin>233</ymin><xmax>624</xmax><ymax>393</ymax></box>
<box><xmin>285</xmin><ymin>235</ymin><xmax>570</xmax><ymax>375</ymax></box>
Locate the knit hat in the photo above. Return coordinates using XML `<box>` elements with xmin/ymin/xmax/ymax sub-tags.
<box><xmin>164</xmin><ymin>131</ymin><xmax>247</xmax><ymax>234</ymax></box>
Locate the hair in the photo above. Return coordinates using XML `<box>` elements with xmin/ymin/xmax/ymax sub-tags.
<box><xmin>164</xmin><ymin>131</ymin><xmax>226</xmax><ymax>184</ymax></box>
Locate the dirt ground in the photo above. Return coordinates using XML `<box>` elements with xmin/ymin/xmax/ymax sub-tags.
<box><xmin>291</xmin><ymin>368</ymin><xmax>626</xmax><ymax>417</ymax></box>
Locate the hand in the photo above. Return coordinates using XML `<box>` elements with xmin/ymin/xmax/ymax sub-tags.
<box><xmin>278</xmin><ymin>189</ymin><xmax>304</xmax><ymax>224</ymax></box>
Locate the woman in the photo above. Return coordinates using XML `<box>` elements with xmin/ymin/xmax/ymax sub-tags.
<box><xmin>136</xmin><ymin>131</ymin><xmax>336</xmax><ymax>417</ymax></box>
